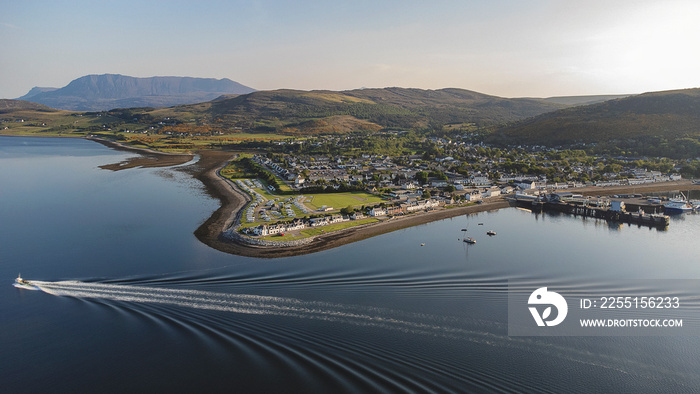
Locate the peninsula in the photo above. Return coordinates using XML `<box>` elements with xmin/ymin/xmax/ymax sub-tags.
<box><xmin>90</xmin><ymin>140</ymin><xmax>700</xmax><ymax>258</ymax></box>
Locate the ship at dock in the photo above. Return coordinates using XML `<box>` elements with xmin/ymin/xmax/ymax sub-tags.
<box><xmin>511</xmin><ymin>192</ymin><xmax>671</xmax><ymax>228</ymax></box>
<box><xmin>663</xmin><ymin>193</ymin><xmax>694</xmax><ymax>213</ymax></box>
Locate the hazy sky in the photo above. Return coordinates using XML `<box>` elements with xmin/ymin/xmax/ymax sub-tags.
<box><xmin>2</xmin><ymin>0</ymin><xmax>699</xmax><ymax>99</ymax></box>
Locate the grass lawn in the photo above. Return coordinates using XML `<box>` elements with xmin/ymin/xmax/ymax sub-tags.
<box><xmin>304</xmin><ymin>192</ymin><xmax>385</xmax><ymax>210</ymax></box>
<box><xmin>220</xmin><ymin>154</ymin><xmax>255</xmax><ymax>179</ymax></box>
<box><xmin>260</xmin><ymin>233</ymin><xmax>307</xmax><ymax>241</ymax></box>
<box><xmin>300</xmin><ymin>218</ymin><xmax>379</xmax><ymax>237</ymax></box>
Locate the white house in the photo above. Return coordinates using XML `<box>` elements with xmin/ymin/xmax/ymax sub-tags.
<box><xmin>350</xmin><ymin>212</ymin><xmax>365</xmax><ymax>220</ymax></box>
<box><xmin>465</xmin><ymin>191</ymin><xmax>483</xmax><ymax>202</ymax></box>
<box><xmin>516</xmin><ymin>181</ymin><xmax>536</xmax><ymax>190</ymax></box>
<box><xmin>472</xmin><ymin>176</ymin><xmax>491</xmax><ymax>186</ymax></box>
<box><xmin>482</xmin><ymin>188</ymin><xmax>501</xmax><ymax>198</ymax></box>
<box><xmin>310</xmin><ymin>217</ymin><xmax>330</xmax><ymax>227</ymax></box>
<box><xmin>369</xmin><ymin>207</ymin><xmax>387</xmax><ymax>217</ymax></box>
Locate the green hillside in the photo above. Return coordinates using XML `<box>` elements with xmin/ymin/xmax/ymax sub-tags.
<box><xmin>0</xmin><ymin>99</ymin><xmax>58</xmax><ymax>113</ymax></box>
<box><xmin>0</xmin><ymin>100</ymin><xmax>120</xmax><ymax>136</ymax></box>
<box><xmin>204</xmin><ymin>87</ymin><xmax>564</xmax><ymax>134</ymax></box>
<box><xmin>485</xmin><ymin>88</ymin><xmax>700</xmax><ymax>158</ymax></box>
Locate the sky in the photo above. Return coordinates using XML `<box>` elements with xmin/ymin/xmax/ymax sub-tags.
<box><xmin>2</xmin><ymin>0</ymin><xmax>700</xmax><ymax>99</ymax></box>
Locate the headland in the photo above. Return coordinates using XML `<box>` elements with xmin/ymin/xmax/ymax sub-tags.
<box><xmin>82</xmin><ymin>138</ymin><xmax>700</xmax><ymax>258</ymax></box>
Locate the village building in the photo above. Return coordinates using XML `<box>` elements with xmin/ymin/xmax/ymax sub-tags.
<box><xmin>369</xmin><ymin>207</ymin><xmax>387</xmax><ymax>217</ymax></box>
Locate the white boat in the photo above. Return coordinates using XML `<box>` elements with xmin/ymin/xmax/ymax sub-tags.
<box><xmin>12</xmin><ymin>274</ymin><xmax>40</xmax><ymax>291</ymax></box>
<box><xmin>664</xmin><ymin>200</ymin><xmax>693</xmax><ymax>213</ymax></box>
<box><xmin>664</xmin><ymin>193</ymin><xmax>693</xmax><ymax>213</ymax></box>
<box><xmin>463</xmin><ymin>237</ymin><xmax>476</xmax><ymax>244</ymax></box>
<box><xmin>487</xmin><ymin>230</ymin><xmax>496</xmax><ymax>236</ymax></box>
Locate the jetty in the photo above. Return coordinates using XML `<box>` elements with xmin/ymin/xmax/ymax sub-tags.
<box><xmin>512</xmin><ymin>193</ymin><xmax>670</xmax><ymax>228</ymax></box>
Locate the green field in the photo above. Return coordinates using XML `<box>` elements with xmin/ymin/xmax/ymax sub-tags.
<box><xmin>304</xmin><ymin>192</ymin><xmax>384</xmax><ymax>210</ymax></box>
<box><xmin>300</xmin><ymin>218</ymin><xmax>379</xmax><ymax>237</ymax></box>
<box><xmin>260</xmin><ymin>233</ymin><xmax>307</xmax><ymax>241</ymax></box>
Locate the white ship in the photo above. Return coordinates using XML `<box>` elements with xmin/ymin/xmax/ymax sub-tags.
<box><xmin>664</xmin><ymin>200</ymin><xmax>693</xmax><ymax>213</ymax></box>
<box><xmin>13</xmin><ymin>274</ymin><xmax>40</xmax><ymax>291</ymax></box>
<box><xmin>664</xmin><ymin>193</ymin><xmax>694</xmax><ymax>213</ymax></box>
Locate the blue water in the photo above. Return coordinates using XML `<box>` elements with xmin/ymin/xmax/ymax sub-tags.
<box><xmin>2</xmin><ymin>136</ymin><xmax>700</xmax><ymax>392</ymax></box>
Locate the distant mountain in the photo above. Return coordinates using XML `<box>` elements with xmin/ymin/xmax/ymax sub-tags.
<box><xmin>485</xmin><ymin>88</ymin><xmax>700</xmax><ymax>158</ymax></box>
<box><xmin>19</xmin><ymin>87</ymin><xmax>58</xmax><ymax>100</ymax></box>
<box><xmin>18</xmin><ymin>74</ymin><xmax>256</xmax><ymax>111</ymax></box>
<box><xmin>205</xmin><ymin>87</ymin><xmax>565</xmax><ymax>133</ymax></box>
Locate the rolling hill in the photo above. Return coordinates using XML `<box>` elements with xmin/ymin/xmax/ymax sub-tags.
<box><xmin>0</xmin><ymin>99</ymin><xmax>58</xmax><ymax>113</ymax></box>
<box><xmin>484</xmin><ymin>88</ymin><xmax>700</xmax><ymax>157</ymax></box>
<box><xmin>18</xmin><ymin>74</ymin><xmax>256</xmax><ymax>111</ymax></box>
<box><xmin>203</xmin><ymin>87</ymin><xmax>565</xmax><ymax>133</ymax></box>
<box><xmin>540</xmin><ymin>94</ymin><xmax>630</xmax><ymax>106</ymax></box>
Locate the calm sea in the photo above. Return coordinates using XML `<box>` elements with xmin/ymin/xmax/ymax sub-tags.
<box><xmin>2</xmin><ymin>136</ymin><xmax>700</xmax><ymax>393</ymax></box>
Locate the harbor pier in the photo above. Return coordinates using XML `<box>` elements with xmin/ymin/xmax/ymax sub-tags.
<box><xmin>513</xmin><ymin>194</ymin><xmax>670</xmax><ymax>228</ymax></box>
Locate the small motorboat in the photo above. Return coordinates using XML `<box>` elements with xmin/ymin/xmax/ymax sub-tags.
<box><xmin>463</xmin><ymin>237</ymin><xmax>476</xmax><ymax>244</ymax></box>
<box><xmin>487</xmin><ymin>230</ymin><xmax>496</xmax><ymax>236</ymax></box>
<box><xmin>13</xmin><ymin>274</ymin><xmax>40</xmax><ymax>291</ymax></box>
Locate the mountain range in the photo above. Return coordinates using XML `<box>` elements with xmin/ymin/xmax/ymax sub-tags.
<box><xmin>18</xmin><ymin>74</ymin><xmax>256</xmax><ymax>111</ymax></box>
<box><xmin>7</xmin><ymin>74</ymin><xmax>700</xmax><ymax>158</ymax></box>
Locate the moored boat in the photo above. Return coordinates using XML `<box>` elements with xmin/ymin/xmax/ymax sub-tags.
<box><xmin>487</xmin><ymin>230</ymin><xmax>496</xmax><ymax>236</ymax></box>
<box><xmin>463</xmin><ymin>237</ymin><xmax>476</xmax><ymax>244</ymax></box>
<box><xmin>664</xmin><ymin>192</ymin><xmax>694</xmax><ymax>213</ymax></box>
<box><xmin>664</xmin><ymin>200</ymin><xmax>693</xmax><ymax>213</ymax></box>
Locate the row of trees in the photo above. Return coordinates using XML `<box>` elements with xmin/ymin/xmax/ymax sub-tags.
<box><xmin>238</xmin><ymin>158</ymin><xmax>280</xmax><ymax>190</ymax></box>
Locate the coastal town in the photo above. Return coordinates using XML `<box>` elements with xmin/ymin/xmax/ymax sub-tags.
<box><xmin>225</xmin><ymin>144</ymin><xmax>690</xmax><ymax>242</ymax></box>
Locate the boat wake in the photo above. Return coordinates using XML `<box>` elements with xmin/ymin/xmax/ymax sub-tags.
<box><xmin>28</xmin><ymin>280</ymin><xmax>699</xmax><ymax>392</ymax></box>
<box><xmin>31</xmin><ymin>280</ymin><xmax>493</xmax><ymax>339</ymax></box>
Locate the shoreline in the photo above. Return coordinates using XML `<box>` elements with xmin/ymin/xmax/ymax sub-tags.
<box><xmin>87</xmin><ymin>137</ymin><xmax>194</xmax><ymax>170</ymax></box>
<box><xmin>21</xmin><ymin>134</ymin><xmax>698</xmax><ymax>258</ymax></box>
<box><xmin>191</xmin><ymin>150</ymin><xmax>513</xmax><ymax>258</ymax></box>
<box><xmin>190</xmin><ymin>153</ymin><xmax>700</xmax><ymax>258</ymax></box>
